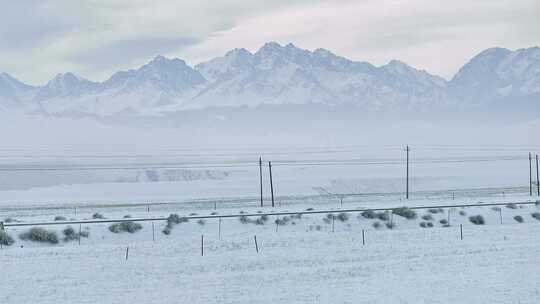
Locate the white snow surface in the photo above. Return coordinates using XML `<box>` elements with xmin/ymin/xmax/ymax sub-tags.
<box><xmin>2</xmin><ymin>201</ymin><xmax>540</xmax><ymax>304</ymax></box>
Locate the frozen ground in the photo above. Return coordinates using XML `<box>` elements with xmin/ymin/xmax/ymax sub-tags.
<box><xmin>2</xmin><ymin>214</ymin><xmax>540</xmax><ymax>304</ymax></box>
<box><xmin>2</xmin><ymin>199</ymin><xmax>540</xmax><ymax>303</ymax></box>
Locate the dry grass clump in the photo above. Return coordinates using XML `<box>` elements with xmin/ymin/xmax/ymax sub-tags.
<box><xmin>469</xmin><ymin>215</ymin><xmax>485</xmax><ymax>225</ymax></box>
<box><xmin>20</xmin><ymin>227</ymin><xmax>59</xmax><ymax>244</ymax></box>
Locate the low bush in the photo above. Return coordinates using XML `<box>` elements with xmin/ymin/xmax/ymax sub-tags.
<box><xmin>109</xmin><ymin>221</ymin><xmax>142</xmax><ymax>234</ymax></box>
<box><xmin>92</xmin><ymin>213</ymin><xmax>105</xmax><ymax>219</ymax></box>
<box><xmin>123</xmin><ymin>215</ymin><xmax>132</xmax><ymax>218</ymax></box>
<box><xmin>361</xmin><ymin>210</ymin><xmax>377</xmax><ymax>219</ymax></box>
<box><xmin>439</xmin><ymin>219</ymin><xmax>448</xmax><ymax>225</ymax></box>
<box><xmin>513</xmin><ymin>215</ymin><xmax>524</xmax><ymax>223</ymax></box>
<box><xmin>197</xmin><ymin>219</ymin><xmax>206</xmax><ymax>226</ymax></box>
<box><xmin>459</xmin><ymin>210</ymin><xmax>467</xmax><ymax>216</ymax></box>
<box><xmin>275</xmin><ymin>218</ymin><xmax>287</xmax><ymax>226</ymax></box>
<box><xmin>392</xmin><ymin>207</ymin><xmax>417</xmax><ymax>220</ymax></box>
<box><xmin>306</xmin><ymin>208</ymin><xmax>314</xmax><ymax>211</ymax></box>
<box><xmin>20</xmin><ymin>227</ymin><xmax>59</xmax><ymax>244</ymax></box>
<box><xmin>0</xmin><ymin>230</ymin><xmax>15</xmax><ymax>246</ymax></box>
<box><xmin>376</xmin><ymin>212</ymin><xmax>390</xmax><ymax>221</ymax></box>
<box><xmin>239</xmin><ymin>216</ymin><xmax>250</xmax><ymax>224</ymax></box>
<box><xmin>469</xmin><ymin>215</ymin><xmax>485</xmax><ymax>225</ymax></box>
<box><xmin>421</xmin><ymin>214</ymin><xmax>433</xmax><ymax>221</ymax></box>
<box><xmin>531</xmin><ymin>212</ymin><xmax>540</xmax><ymax>221</ymax></box>
<box><xmin>386</xmin><ymin>222</ymin><xmax>395</xmax><ymax>229</ymax></box>
<box><xmin>336</xmin><ymin>213</ymin><xmax>349</xmax><ymax>222</ymax></box>
<box><xmin>3</xmin><ymin>217</ymin><xmax>16</xmax><ymax>223</ymax></box>
<box><xmin>505</xmin><ymin>204</ymin><xmax>518</xmax><ymax>209</ymax></box>
<box><xmin>491</xmin><ymin>207</ymin><xmax>501</xmax><ymax>212</ymax></box>
<box><xmin>428</xmin><ymin>208</ymin><xmax>444</xmax><ymax>214</ymax></box>
<box><xmin>372</xmin><ymin>222</ymin><xmax>382</xmax><ymax>229</ymax></box>
<box><xmin>62</xmin><ymin>226</ymin><xmax>89</xmax><ymax>242</ymax></box>
<box><xmin>162</xmin><ymin>213</ymin><xmax>188</xmax><ymax>234</ymax></box>
<box><xmin>210</xmin><ymin>212</ymin><xmax>218</xmax><ymax>215</ymax></box>
<box><xmin>419</xmin><ymin>222</ymin><xmax>434</xmax><ymax>228</ymax></box>
<box><xmin>54</xmin><ymin>216</ymin><xmax>67</xmax><ymax>221</ymax></box>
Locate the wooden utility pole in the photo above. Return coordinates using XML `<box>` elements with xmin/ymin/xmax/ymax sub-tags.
<box><xmin>529</xmin><ymin>152</ymin><xmax>532</xmax><ymax>196</ymax></box>
<box><xmin>259</xmin><ymin>157</ymin><xmax>263</xmax><ymax>207</ymax></box>
<box><xmin>269</xmin><ymin>161</ymin><xmax>275</xmax><ymax>208</ymax></box>
<box><xmin>406</xmin><ymin>145</ymin><xmax>410</xmax><ymax>199</ymax></box>
<box><xmin>536</xmin><ymin>154</ymin><xmax>540</xmax><ymax>196</ymax></box>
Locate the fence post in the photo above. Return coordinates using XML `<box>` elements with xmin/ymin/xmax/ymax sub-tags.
<box><xmin>218</xmin><ymin>218</ymin><xmax>222</xmax><ymax>240</ymax></box>
<box><xmin>362</xmin><ymin>229</ymin><xmax>365</xmax><ymax>246</ymax></box>
<box><xmin>201</xmin><ymin>234</ymin><xmax>204</xmax><ymax>256</ymax></box>
<box><xmin>332</xmin><ymin>216</ymin><xmax>335</xmax><ymax>232</ymax></box>
<box><xmin>499</xmin><ymin>209</ymin><xmax>503</xmax><ymax>224</ymax></box>
<box><xmin>152</xmin><ymin>222</ymin><xmax>155</xmax><ymax>242</ymax></box>
<box><xmin>78</xmin><ymin>224</ymin><xmax>81</xmax><ymax>245</ymax></box>
<box><xmin>254</xmin><ymin>235</ymin><xmax>259</xmax><ymax>253</ymax></box>
<box><xmin>460</xmin><ymin>224</ymin><xmax>463</xmax><ymax>240</ymax></box>
<box><xmin>125</xmin><ymin>247</ymin><xmax>129</xmax><ymax>260</ymax></box>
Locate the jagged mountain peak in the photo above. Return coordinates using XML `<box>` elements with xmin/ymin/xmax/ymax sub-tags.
<box><xmin>1</xmin><ymin>42</ymin><xmax>539</xmax><ymax>116</ymax></box>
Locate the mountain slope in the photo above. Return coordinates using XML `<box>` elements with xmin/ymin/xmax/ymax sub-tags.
<box><xmin>450</xmin><ymin>47</ymin><xmax>540</xmax><ymax>106</ymax></box>
<box><xmin>0</xmin><ymin>43</ymin><xmax>538</xmax><ymax>116</ymax></box>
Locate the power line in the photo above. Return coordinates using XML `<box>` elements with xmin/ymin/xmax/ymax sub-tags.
<box><xmin>0</xmin><ymin>155</ymin><xmax>528</xmax><ymax>172</ymax></box>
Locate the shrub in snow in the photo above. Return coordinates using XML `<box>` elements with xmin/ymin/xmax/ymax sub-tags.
<box><xmin>109</xmin><ymin>221</ymin><xmax>142</xmax><ymax>234</ymax></box>
<box><xmin>0</xmin><ymin>230</ymin><xmax>15</xmax><ymax>246</ymax></box>
<box><xmin>239</xmin><ymin>216</ymin><xmax>250</xmax><ymax>224</ymax></box>
<box><xmin>197</xmin><ymin>219</ymin><xmax>206</xmax><ymax>226</ymax></box>
<box><xmin>469</xmin><ymin>215</ymin><xmax>485</xmax><ymax>225</ymax></box>
<box><xmin>513</xmin><ymin>215</ymin><xmax>524</xmax><ymax>223</ymax></box>
<box><xmin>20</xmin><ymin>227</ymin><xmax>59</xmax><ymax>244</ymax></box>
<box><xmin>336</xmin><ymin>213</ymin><xmax>349</xmax><ymax>222</ymax></box>
<box><xmin>376</xmin><ymin>212</ymin><xmax>389</xmax><ymax>221</ymax></box>
<box><xmin>4</xmin><ymin>217</ymin><xmax>16</xmax><ymax>223</ymax></box>
<box><xmin>189</xmin><ymin>213</ymin><xmax>197</xmax><ymax>216</ymax></box>
<box><xmin>92</xmin><ymin>213</ymin><xmax>105</xmax><ymax>219</ymax></box>
<box><xmin>315</xmin><ymin>225</ymin><xmax>322</xmax><ymax>231</ymax></box>
<box><xmin>420</xmin><ymin>222</ymin><xmax>434</xmax><ymax>228</ymax></box>
<box><xmin>491</xmin><ymin>207</ymin><xmax>501</xmax><ymax>212</ymax></box>
<box><xmin>163</xmin><ymin>213</ymin><xmax>189</xmax><ymax>234</ymax></box>
<box><xmin>421</xmin><ymin>214</ymin><xmax>433</xmax><ymax>221</ymax></box>
<box><xmin>291</xmin><ymin>213</ymin><xmax>302</xmax><ymax>219</ymax></box>
<box><xmin>62</xmin><ymin>226</ymin><xmax>90</xmax><ymax>242</ymax></box>
<box><xmin>386</xmin><ymin>222</ymin><xmax>395</xmax><ymax>229</ymax></box>
<box><xmin>361</xmin><ymin>210</ymin><xmax>377</xmax><ymax>219</ymax></box>
<box><xmin>531</xmin><ymin>212</ymin><xmax>540</xmax><ymax>221</ymax></box>
<box><xmin>306</xmin><ymin>208</ymin><xmax>314</xmax><ymax>211</ymax></box>
<box><xmin>392</xmin><ymin>207</ymin><xmax>417</xmax><ymax>220</ymax></box>
<box><xmin>372</xmin><ymin>222</ymin><xmax>382</xmax><ymax>229</ymax></box>
<box><xmin>54</xmin><ymin>216</ymin><xmax>67</xmax><ymax>221</ymax></box>
<box><xmin>210</xmin><ymin>212</ymin><xmax>218</xmax><ymax>215</ymax></box>
<box><xmin>459</xmin><ymin>211</ymin><xmax>466</xmax><ymax>216</ymax></box>
<box><xmin>123</xmin><ymin>215</ymin><xmax>131</xmax><ymax>218</ymax></box>
<box><xmin>505</xmin><ymin>204</ymin><xmax>518</xmax><ymax>209</ymax></box>
<box><xmin>275</xmin><ymin>218</ymin><xmax>287</xmax><ymax>226</ymax></box>
<box><xmin>439</xmin><ymin>219</ymin><xmax>448</xmax><ymax>225</ymax></box>
<box><xmin>428</xmin><ymin>208</ymin><xmax>444</xmax><ymax>214</ymax></box>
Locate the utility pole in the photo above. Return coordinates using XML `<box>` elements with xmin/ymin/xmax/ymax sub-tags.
<box><xmin>536</xmin><ymin>154</ymin><xmax>540</xmax><ymax>196</ymax></box>
<box><xmin>405</xmin><ymin>145</ymin><xmax>410</xmax><ymax>199</ymax></box>
<box><xmin>259</xmin><ymin>157</ymin><xmax>263</xmax><ymax>207</ymax></box>
<box><xmin>530</xmin><ymin>152</ymin><xmax>533</xmax><ymax>196</ymax></box>
<box><xmin>269</xmin><ymin>161</ymin><xmax>275</xmax><ymax>208</ymax></box>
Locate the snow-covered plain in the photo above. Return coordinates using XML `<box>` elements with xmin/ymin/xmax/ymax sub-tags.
<box><xmin>2</xmin><ymin>201</ymin><xmax>540</xmax><ymax>304</ymax></box>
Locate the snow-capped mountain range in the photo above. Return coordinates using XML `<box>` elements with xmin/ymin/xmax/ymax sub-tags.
<box><xmin>1</xmin><ymin>42</ymin><xmax>539</xmax><ymax>116</ymax></box>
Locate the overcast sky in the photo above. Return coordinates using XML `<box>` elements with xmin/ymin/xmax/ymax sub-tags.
<box><xmin>1</xmin><ymin>0</ymin><xmax>538</xmax><ymax>85</ymax></box>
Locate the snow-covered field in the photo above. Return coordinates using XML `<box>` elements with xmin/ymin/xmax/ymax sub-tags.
<box><xmin>2</xmin><ymin>198</ymin><xmax>540</xmax><ymax>303</ymax></box>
